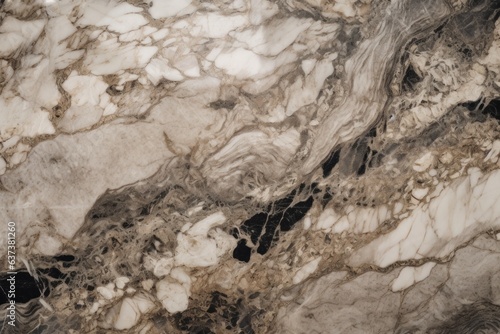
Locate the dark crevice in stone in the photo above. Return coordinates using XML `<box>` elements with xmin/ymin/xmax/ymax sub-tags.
<box><xmin>233</xmin><ymin>240</ymin><xmax>252</xmax><ymax>263</ymax></box>
<box><xmin>279</xmin><ymin>196</ymin><xmax>314</xmax><ymax>232</ymax></box>
<box><xmin>366</xmin><ymin>126</ymin><xmax>377</xmax><ymax>138</ymax></box>
<box><xmin>433</xmin><ymin>22</ymin><xmax>447</xmax><ymax>36</ymax></box>
<box><xmin>273</xmin><ymin>184</ymin><xmax>305</xmax><ymax>212</ymax></box>
<box><xmin>402</xmin><ymin>64</ymin><xmax>421</xmax><ymax>91</ymax></box>
<box><xmin>0</xmin><ymin>271</ymin><xmax>48</xmax><ymax>305</ymax></box>
<box><xmin>322</xmin><ymin>149</ymin><xmax>341</xmax><ymax>177</ymax></box>
<box><xmin>122</xmin><ymin>221</ymin><xmax>134</xmax><ymax>229</ymax></box>
<box><xmin>41</xmin><ymin>267</ymin><xmax>66</xmax><ymax>280</ymax></box>
<box><xmin>483</xmin><ymin>98</ymin><xmax>500</xmax><ymax>120</ymax></box>
<box><xmin>53</xmin><ymin>254</ymin><xmax>76</xmax><ymax>262</ymax></box>
<box><xmin>235</xmin><ymin>185</ymin><xmax>314</xmax><ymax>260</ymax></box>
<box><xmin>462</xmin><ymin>97</ymin><xmax>500</xmax><ymax>121</ymax></box>
<box><xmin>256</xmin><ymin>216</ymin><xmax>281</xmax><ymax>255</ymax></box>
<box><xmin>230</xmin><ymin>227</ymin><xmax>240</xmax><ymax>239</ymax></box>
<box><xmin>356</xmin><ymin>150</ymin><xmax>369</xmax><ymax>176</ymax></box>
<box><xmin>257</xmin><ymin>194</ymin><xmax>313</xmax><ymax>255</ymax></box>
<box><xmin>240</xmin><ymin>212</ymin><xmax>267</xmax><ymax>245</ymax></box>
<box><xmin>322</xmin><ymin>188</ymin><xmax>334</xmax><ymax>205</ymax></box>
<box><xmin>140</xmin><ymin>206</ymin><xmax>149</xmax><ymax>216</ymax></box>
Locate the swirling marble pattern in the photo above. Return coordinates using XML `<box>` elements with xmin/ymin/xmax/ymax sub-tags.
<box><xmin>0</xmin><ymin>0</ymin><xmax>499</xmax><ymax>333</ymax></box>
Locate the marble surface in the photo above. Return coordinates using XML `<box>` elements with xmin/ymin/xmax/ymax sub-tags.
<box><xmin>0</xmin><ymin>0</ymin><xmax>499</xmax><ymax>333</ymax></box>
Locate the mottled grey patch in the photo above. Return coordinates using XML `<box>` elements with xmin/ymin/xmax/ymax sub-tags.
<box><xmin>172</xmin><ymin>292</ymin><xmax>256</xmax><ymax>334</ymax></box>
<box><xmin>431</xmin><ymin>302</ymin><xmax>500</xmax><ymax>334</ymax></box>
<box><xmin>208</xmin><ymin>99</ymin><xmax>237</xmax><ymax>110</ymax></box>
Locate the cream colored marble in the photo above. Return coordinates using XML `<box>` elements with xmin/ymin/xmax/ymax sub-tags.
<box><xmin>0</xmin><ymin>0</ymin><xmax>499</xmax><ymax>333</ymax></box>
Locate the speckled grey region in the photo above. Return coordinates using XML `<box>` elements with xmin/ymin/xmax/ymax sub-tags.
<box><xmin>0</xmin><ymin>0</ymin><xmax>499</xmax><ymax>333</ymax></box>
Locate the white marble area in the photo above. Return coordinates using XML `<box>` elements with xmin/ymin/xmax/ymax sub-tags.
<box><xmin>0</xmin><ymin>0</ymin><xmax>499</xmax><ymax>333</ymax></box>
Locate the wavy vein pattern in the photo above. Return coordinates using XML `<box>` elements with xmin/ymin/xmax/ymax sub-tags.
<box><xmin>0</xmin><ymin>0</ymin><xmax>499</xmax><ymax>333</ymax></box>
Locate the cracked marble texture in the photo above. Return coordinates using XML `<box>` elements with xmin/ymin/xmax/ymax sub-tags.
<box><xmin>0</xmin><ymin>0</ymin><xmax>499</xmax><ymax>333</ymax></box>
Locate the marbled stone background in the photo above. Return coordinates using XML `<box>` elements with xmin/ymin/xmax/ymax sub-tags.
<box><xmin>0</xmin><ymin>0</ymin><xmax>499</xmax><ymax>333</ymax></box>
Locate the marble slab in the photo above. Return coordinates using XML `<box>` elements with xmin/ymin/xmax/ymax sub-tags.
<box><xmin>0</xmin><ymin>0</ymin><xmax>499</xmax><ymax>333</ymax></box>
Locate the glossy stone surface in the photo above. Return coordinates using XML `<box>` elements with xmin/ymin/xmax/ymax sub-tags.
<box><xmin>0</xmin><ymin>0</ymin><xmax>499</xmax><ymax>333</ymax></box>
